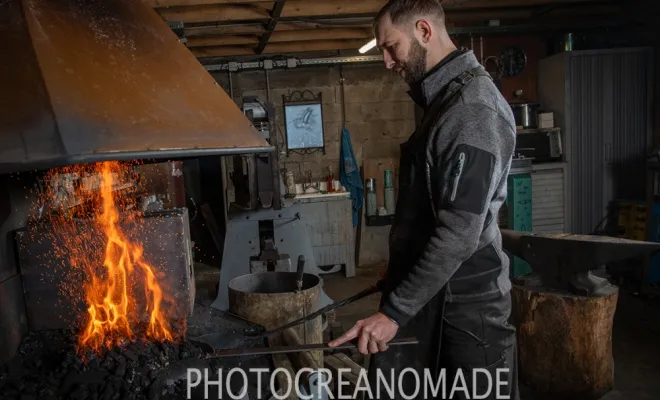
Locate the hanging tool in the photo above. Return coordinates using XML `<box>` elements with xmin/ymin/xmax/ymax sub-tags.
<box><xmin>196</xmin><ymin>337</ymin><xmax>419</xmax><ymax>359</ymax></box>
<box><xmin>242</xmin><ymin>283</ymin><xmax>381</xmax><ymax>338</ymax></box>
<box><xmin>295</xmin><ymin>254</ymin><xmax>308</xmax><ymax>344</ymax></box>
<box><xmin>295</xmin><ymin>254</ymin><xmax>305</xmax><ymax>292</ymax></box>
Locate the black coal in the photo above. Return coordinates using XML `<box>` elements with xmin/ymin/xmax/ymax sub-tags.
<box><xmin>0</xmin><ymin>329</ymin><xmax>272</xmax><ymax>400</ymax></box>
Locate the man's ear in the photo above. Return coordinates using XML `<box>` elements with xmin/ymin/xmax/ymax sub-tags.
<box><xmin>415</xmin><ymin>19</ymin><xmax>433</xmax><ymax>43</ymax></box>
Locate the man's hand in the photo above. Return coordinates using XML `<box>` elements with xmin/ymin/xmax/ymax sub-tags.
<box><xmin>327</xmin><ymin>312</ymin><xmax>399</xmax><ymax>354</ymax></box>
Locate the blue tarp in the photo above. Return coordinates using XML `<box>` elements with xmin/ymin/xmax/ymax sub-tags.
<box><xmin>339</xmin><ymin>128</ymin><xmax>363</xmax><ymax>226</ymax></box>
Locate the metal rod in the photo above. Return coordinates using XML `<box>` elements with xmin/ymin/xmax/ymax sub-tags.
<box><xmin>480</xmin><ymin>36</ymin><xmax>484</xmax><ymax>64</ymax></box>
<box><xmin>339</xmin><ymin>65</ymin><xmax>347</xmax><ymax>128</ymax></box>
<box><xmin>204</xmin><ymin>337</ymin><xmax>419</xmax><ymax>359</ymax></box>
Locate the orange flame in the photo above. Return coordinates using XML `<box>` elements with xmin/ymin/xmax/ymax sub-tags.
<box><xmin>37</xmin><ymin>161</ymin><xmax>177</xmax><ymax>356</ymax></box>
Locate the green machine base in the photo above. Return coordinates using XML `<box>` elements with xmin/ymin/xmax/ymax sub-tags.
<box><xmin>507</xmin><ymin>173</ymin><xmax>532</xmax><ymax>278</ymax></box>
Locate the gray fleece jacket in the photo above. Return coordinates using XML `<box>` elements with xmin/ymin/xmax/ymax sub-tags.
<box><xmin>380</xmin><ymin>50</ymin><xmax>516</xmax><ymax>327</ymax></box>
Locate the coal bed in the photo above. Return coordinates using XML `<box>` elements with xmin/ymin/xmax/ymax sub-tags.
<box><xmin>0</xmin><ymin>305</ymin><xmax>275</xmax><ymax>400</ymax></box>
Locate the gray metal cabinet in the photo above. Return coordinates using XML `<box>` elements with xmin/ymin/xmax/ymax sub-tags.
<box><xmin>538</xmin><ymin>47</ymin><xmax>654</xmax><ymax>234</ymax></box>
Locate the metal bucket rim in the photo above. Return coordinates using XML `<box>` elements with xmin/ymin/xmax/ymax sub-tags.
<box><xmin>228</xmin><ymin>271</ymin><xmax>321</xmax><ymax>295</ymax></box>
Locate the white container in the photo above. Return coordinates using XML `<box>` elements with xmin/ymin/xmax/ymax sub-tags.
<box><xmin>286</xmin><ymin>171</ymin><xmax>296</xmax><ymax>195</ymax></box>
<box><xmin>537</xmin><ymin>112</ymin><xmax>554</xmax><ymax>128</ymax></box>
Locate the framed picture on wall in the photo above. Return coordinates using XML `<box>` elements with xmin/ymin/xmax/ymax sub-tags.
<box><xmin>282</xmin><ymin>90</ymin><xmax>325</xmax><ymax>155</ymax></box>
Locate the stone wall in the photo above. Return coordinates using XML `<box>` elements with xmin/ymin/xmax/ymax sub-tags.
<box><xmin>212</xmin><ymin>64</ymin><xmax>415</xmax><ymax>267</ymax></box>
<box><xmin>213</xmin><ymin>64</ymin><xmax>415</xmax><ymax>180</ymax></box>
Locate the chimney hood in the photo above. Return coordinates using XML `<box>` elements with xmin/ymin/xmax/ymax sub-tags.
<box><xmin>0</xmin><ymin>0</ymin><xmax>271</xmax><ymax>175</ymax></box>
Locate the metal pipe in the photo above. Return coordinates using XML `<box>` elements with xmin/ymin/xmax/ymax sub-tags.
<box><xmin>202</xmin><ymin>22</ymin><xmax>622</xmax><ymax>73</ymax></box>
<box><xmin>339</xmin><ymin>65</ymin><xmax>347</xmax><ymax>128</ymax></box>
<box><xmin>470</xmin><ymin>35</ymin><xmax>474</xmax><ymax>51</ymax></box>
<box><xmin>265</xmin><ymin>69</ymin><xmax>271</xmax><ymax>101</ymax></box>
<box><xmin>228</xmin><ymin>70</ymin><xmax>234</xmax><ymax>99</ymax></box>
<box><xmin>480</xmin><ymin>36</ymin><xmax>484</xmax><ymax>64</ymax></box>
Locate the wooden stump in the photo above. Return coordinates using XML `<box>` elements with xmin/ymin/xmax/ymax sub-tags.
<box><xmin>511</xmin><ymin>278</ymin><xmax>619</xmax><ymax>400</ymax></box>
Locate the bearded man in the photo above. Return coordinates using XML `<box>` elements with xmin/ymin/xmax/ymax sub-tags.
<box><xmin>328</xmin><ymin>1</ymin><xmax>519</xmax><ymax>399</ymax></box>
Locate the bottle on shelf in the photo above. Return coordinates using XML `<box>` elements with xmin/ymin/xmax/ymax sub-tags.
<box><xmin>366</xmin><ymin>178</ymin><xmax>377</xmax><ymax>216</ymax></box>
<box><xmin>384</xmin><ymin>169</ymin><xmax>395</xmax><ymax>215</ymax></box>
<box><xmin>327</xmin><ymin>166</ymin><xmax>334</xmax><ymax>193</ymax></box>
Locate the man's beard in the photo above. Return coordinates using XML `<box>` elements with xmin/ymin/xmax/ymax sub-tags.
<box><xmin>402</xmin><ymin>38</ymin><xmax>428</xmax><ymax>85</ymax></box>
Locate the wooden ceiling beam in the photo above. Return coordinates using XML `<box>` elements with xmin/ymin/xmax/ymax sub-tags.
<box><xmin>446</xmin><ymin>3</ymin><xmax>619</xmax><ymax>22</ymax></box>
<box><xmin>256</xmin><ymin>0</ymin><xmax>286</xmax><ymax>54</ymax></box>
<box><xmin>183</xmin><ymin>22</ymin><xmax>372</xmax><ymax>37</ymax></box>
<box><xmin>264</xmin><ymin>38</ymin><xmax>367</xmax><ymax>54</ymax></box>
<box><xmin>191</xmin><ymin>46</ymin><xmax>255</xmax><ymax>57</ymax></box>
<box><xmin>280</xmin><ymin>0</ymin><xmax>386</xmax><ymax>18</ymax></box>
<box><xmin>144</xmin><ymin>0</ymin><xmax>271</xmax><ymax>7</ymax></box>
<box><xmin>186</xmin><ymin>27</ymin><xmax>372</xmax><ymax>48</ymax></box>
<box><xmin>157</xmin><ymin>3</ymin><xmax>274</xmax><ymax>22</ymax></box>
<box><xmin>186</xmin><ymin>35</ymin><xmax>261</xmax><ymax>47</ymax></box>
<box><xmin>275</xmin><ymin>21</ymin><xmax>372</xmax><ymax>31</ymax></box>
<box><xmin>156</xmin><ymin>0</ymin><xmax>614</xmax><ymax>23</ymax></box>
<box><xmin>269</xmin><ymin>27</ymin><xmax>372</xmax><ymax>42</ymax></box>
<box><xmin>184</xmin><ymin>24</ymin><xmax>265</xmax><ymax>37</ymax></box>
<box><xmin>441</xmin><ymin>0</ymin><xmax>608</xmax><ymax>8</ymax></box>
<box><xmin>191</xmin><ymin>38</ymin><xmax>368</xmax><ymax>58</ymax></box>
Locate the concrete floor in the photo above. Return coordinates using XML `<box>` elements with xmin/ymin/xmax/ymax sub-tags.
<box><xmin>322</xmin><ymin>265</ymin><xmax>660</xmax><ymax>400</ymax></box>
<box><xmin>195</xmin><ymin>263</ymin><xmax>660</xmax><ymax>399</ymax></box>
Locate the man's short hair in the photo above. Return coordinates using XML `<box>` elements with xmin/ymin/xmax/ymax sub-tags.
<box><xmin>374</xmin><ymin>0</ymin><xmax>446</xmax><ymax>31</ymax></box>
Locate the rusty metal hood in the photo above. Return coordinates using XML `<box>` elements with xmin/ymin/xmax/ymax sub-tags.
<box><xmin>0</xmin><ymin>0</ymin><xmax>270</xmax><ymax>174</ymax></box>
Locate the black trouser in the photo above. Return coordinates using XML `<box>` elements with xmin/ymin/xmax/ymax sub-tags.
<box><xmin>439</xmin><ymin>293</ymin><xmax>519</xmax><ymax>400</ymax></box>
<box><xmin>367</xmin><ymin>292</ymin><xmax>519</xmax><ymax>400</ymax></box>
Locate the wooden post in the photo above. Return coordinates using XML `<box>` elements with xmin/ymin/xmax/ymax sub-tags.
<box><xmin>511</xmin><ymin>277</ymin><xmax>619</xmax><ymax>400</ymax></box>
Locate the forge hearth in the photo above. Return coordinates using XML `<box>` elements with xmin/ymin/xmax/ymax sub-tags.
<box><xmin>0</xmin><ymin>304</ymin><xmax>274</xmax><ymax>400</ymax></box>
<box><xmin>0</xmin><ymin>330</ymin><xmax>206</xmax><ymax>400</ymax></box>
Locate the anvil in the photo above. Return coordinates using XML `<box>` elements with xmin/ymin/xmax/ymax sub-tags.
<box><xmin>501</xmin><ymin>229</ymin><xmax>660</xmax><ymax>296</ymax></box>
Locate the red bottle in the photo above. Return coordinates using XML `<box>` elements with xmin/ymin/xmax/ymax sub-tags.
<box><xmin>327</xmin><ymin>166</ymin><xmax>334</xmax><ymax>193</ymax></box>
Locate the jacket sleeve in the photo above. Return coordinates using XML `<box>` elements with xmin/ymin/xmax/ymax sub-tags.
<box><xmin>380</xmin><ymin>102</ymin><xmax>515</xmax><ymax>327</ymax></box>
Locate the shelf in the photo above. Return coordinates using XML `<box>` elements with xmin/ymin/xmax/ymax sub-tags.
<box><xmin>366</xmin><ymin>214</ymin><xmax>394</xmax><ymax>226</ymax></box>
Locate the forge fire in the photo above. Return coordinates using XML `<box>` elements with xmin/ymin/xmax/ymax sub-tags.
<box><xmin>33</xmin><ymin>161</ymin><xmax>182</xmax><ymax>355</ymax></box>
<box><xmin>0</xmin><ymin>161</ymin><xmax>272</xmax><ymax>400</ymax></box>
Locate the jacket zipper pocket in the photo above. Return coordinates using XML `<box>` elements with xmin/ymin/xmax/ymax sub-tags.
<box><xmin>450</xmin><ymin>152</ymin><xmax>466</xmax><ymax>202</ymax></box>
<box><xmin>426</xmin><ymin>163</ymin><xmax>438</xmax><ymax>220</ymax></box>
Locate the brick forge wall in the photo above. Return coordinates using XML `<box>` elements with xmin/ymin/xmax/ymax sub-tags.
<box><xmin>212</xmin><ymin>64</ymin><xmax>416</xmax><ymax>267</ymax></box>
